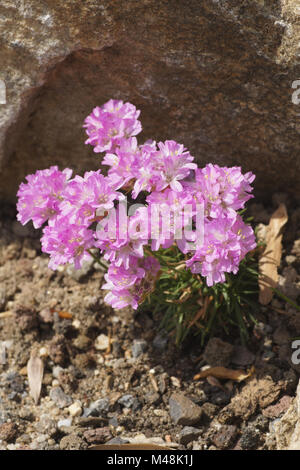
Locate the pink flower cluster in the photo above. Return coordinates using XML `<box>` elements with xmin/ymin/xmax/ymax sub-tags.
<box><xmin>83</xmin><ymin>99</ymin><xmax>141</xmax><ymax>153</ymax></box>
<box><xmin>16</xmin><ymin>99</ymin><xmax>256</xmax><ymax>309</ymax></box>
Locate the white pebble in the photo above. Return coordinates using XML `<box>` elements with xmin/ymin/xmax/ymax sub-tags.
<box><xmin>97</xmin><ymin>355</ymin><xmax>104</xmax><ymax>364</ymax></box>
<box><xmin>116</xmin><ymin>426</ymin><xmax>125</xmax><ymax>434</ymax></box>
<box><xmin>57</xmin><ymin>418</ymin><xmax>72</xmax><ymax>428</ymax></box>
<box><xmin>72</xmin><ymin>319</ymin><xmax>81</xmax><ymax>329</ymax></box>
<box><xmin>68</xmin><ymin>401</ymin><xmax>82</xmax><ymax>417</ymax></box>
<box><xmin>39</xmin><ymin>347</ymin><xmax>48</xmax><ymax>358</ymax></box>
<box><xmin>7</xmin><ymin>444</ymin><xmax>19</xmax><ymax>450</ymax></box>
<box><xmin>170</xmin><ymin>376</ymin><xmax>181</xmax><ymax>388</ymax></box>
<box><xmin>52</xmin><ymin>366</ymin><xmax>63</xmax><ymax>378</ymax></box>
<box><xmin>95</xmin><ymin>334</ymin><xmax>109</xmax><ymax>351</ymax></box>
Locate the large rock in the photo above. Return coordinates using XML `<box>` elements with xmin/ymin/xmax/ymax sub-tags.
<box><xmin>1</xmin><ymin>0</ymin><xmax>300</xmax><ymax>203</ymax></box>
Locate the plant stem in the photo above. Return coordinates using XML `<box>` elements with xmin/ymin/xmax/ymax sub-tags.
<box><xmin>87</xmin><ymin>249</ymin><xmax>108</xmax><ymax>271</ymax></box>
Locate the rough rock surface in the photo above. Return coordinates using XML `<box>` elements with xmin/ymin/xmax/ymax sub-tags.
<box><xmin>273</xmin><ymin>380</ymin><xmax>300</xmax><ymax>450</ymax></box>
<box><xmin>219</xmin><ymin>376</ymin><xmax>281</xmax><ymax>421</ymax></box>
<box><xmin>1</xmin><ymin>1</ymin><xmax>300</xmax><ymax>202</ymax></box>
<box><xmin>169</xmin><ymin>393</ymin><xmax>202</xmax><ymax>426</ymax></box>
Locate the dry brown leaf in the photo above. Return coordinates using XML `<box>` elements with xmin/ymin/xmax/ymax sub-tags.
<box><xmin>27</xmin><ymin>349</ymin><xmax>44</xmax><ymax>405</ymax></box>
<box><xmin>258</xmin><ymin>203</ymin><xmax>288</xmax><ymax>305</ymax></box>
<box><xmin>189</xmin><ymin>295</ymin><xmax>211</xmax><ymax>328</ymax></box>
<box><xmin>89</xmin><ymin>444</ymin><xmax>171</xmax><ymax>450</ymax></box>
<box><xmin>193</xmin><ymin>366</ymin><xmax>254</xmax><ymax>382</ymax></box>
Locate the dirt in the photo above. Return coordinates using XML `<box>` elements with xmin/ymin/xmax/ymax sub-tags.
<box><xmin>0</xmin><ymin>196</ymin><xmax>299</xmax><ymax>450</ymax></box>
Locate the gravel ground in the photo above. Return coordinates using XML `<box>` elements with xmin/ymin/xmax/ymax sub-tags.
<box><xmin>0</xmin><ymin>196</ymin><xmax>299</xmax><ymax>451</ymax></box>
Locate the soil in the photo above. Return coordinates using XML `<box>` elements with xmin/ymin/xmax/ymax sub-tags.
<box><xmin>0</xmin><ymin>195</ymin><xmax>299</xmax><ymax>451</ymax></box>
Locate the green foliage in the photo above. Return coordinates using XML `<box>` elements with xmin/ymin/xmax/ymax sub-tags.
<box><xmin>140</xmin><ymin>245</ymin><xmax>260</xmax><ymax>346</ymax></box>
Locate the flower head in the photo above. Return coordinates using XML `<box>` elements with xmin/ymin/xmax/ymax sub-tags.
<box><xmin>103</xmin><ymin>255</ymin><xmax>160</xmax><ymax>309</ymax></box>
<box><xmin>84</xmin><ymin>99</ymin><xmax>142</xmax><ymax>153</ymax></box>
<box><xmin>153</xmin><ymin>140</ymin><xmax>197</xmax><ymax>192</ymax></box>
<box><xmin>17</xmin><ymin>166</ymin><xmax>72</xmax><ymax>228</ymax></box>
<box><xmin>103</xmin><ymin>137</ymin><xmax>140</xmax><ymax>190</ymax></box>
<box><xmin>61</xmin><ymin>171</ymin><xmax>123</xmax><ymax>226</ymax></box>
<box><xmin>41</xmin><ymin>216</ymin><xmax>94</xmax><ymax>270</ymax></box>
<box><xmin>191</xmin><ymin>164</ymin><xmax>255</xmax><ymax>219</ymax></box>
<box><xmin>186</xmin><ymin>214</ymin><xmax>256</xmax><ymax>286</ymax></box>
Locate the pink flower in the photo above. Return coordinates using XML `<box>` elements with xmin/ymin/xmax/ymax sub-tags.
<box><xmin>191</xmin><ymin>164</ymin><xmax>255</xmax><ymax>219</ymax></box>
<box><xmin>94</xmin><ymin>206</ymin><xmax>149</xmax><ymax>269</ymax></box>
<box><xmin>131</xmin><ymin>141</ymin><xmax>158</xmax><ymax>198</ymax></box>
<box><xmin>147</xmin><ymin>188</ymin><xmax>195</xmax><ymax>251</ymax></box>
<box><xmin>186</xmin><ymin>214</ymin><xmax>256</xmax><ymax>286</ymax></box>
<box><xmin>102</xmin><ymin>259</ymin><xmax>145</xmax><ymax>291</ymax></box>
<box><xmin>17</xmin><ymin>166</ymin><xmax>72</xmax><ymax>228</ymax></box>
<box><xmin>17</xmin><ymin>98</ymin><xmax>257</xmax><ymax>309</ymax></box>
<box><xmin>61</xmin><ymin>171</ymin><xmax>123</xmax><ymax>226</ymax></box>
<box><xmin>132</xmin><ymin>140</ymin><xmax>196</xmax><ymax>198</ymax></box>
<box><xmin>103</xmin><ymin>137</ymin><xmax>140</xmax><ymax>190</ymax></box>
<box><xmin>41</xmin><ymin>216</ymin><xmax>94</xmax><ymax>270</ymax></box>
<box><xmin>103</xmin><ymin>256</ymin><xmax>160</xmax><ymax>309</ymax></box>
<box><xmin>104</xmin><ymin>289</ymin><xmax>140</xmax><ymax>310</ymax></box>
<box><xmin>84</xmin><ymin>99</ymin><xmax>142</xmax><ymax>153</ymax></box>
<box><xmin>153</xmin><ymin>140</ymin><xmax>197</xmax><ymax>192</ymax></box>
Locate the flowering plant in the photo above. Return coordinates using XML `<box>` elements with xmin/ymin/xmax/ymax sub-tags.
<box><xmin>17</xmin><ymin>99</ymin><xmax>257</xmax><ymax>341</ymax></box>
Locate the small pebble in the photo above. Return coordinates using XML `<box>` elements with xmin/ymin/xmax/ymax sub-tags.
<box><xmin>58</xmin><ymin>419</ymin><xmax>72</xmax><ymax>429</ymax></box>
<box><xmin>68</xmin><ymin>401</ymin><xmax>82</xmax><ymax>417</ymax></box>
<box><xmin>212</xmin><ymin>425</ymin><xmax>238</xmax><ymax>449</ymax></box>
<box><xmin>152</xmin><ymin>334</ymin><xmax>168</xmax><ymax>351</ymax></box>
<box><xmin>106</xmin><ymin>437</ymin><xmax>129</xmax><ymax>445</ymax></box>
<box><xmin>95</xmin><ymin>334</ymin><xmax>109</xmax><ymax>351</ymax></box>
<box><xmin>240</xmin><ymin>426</ymin><xmax>260</xmax><ymax>450</ymax></box>
<box><xmin>52</xmin><ymin>366</ymin><xmax>64</xmax><ymax>379</ymax></box>
<box><xmin>83</xmin><ymin>427</ymin><xmax>112</xmax><ymax>444</ymax></box>
<box><xmin>179</xmin><ymin>426</ymin><xmax>201</xmax><ymax>445</ymax></box>
<box><xmin>263</xmin><ymin>337</ymin><xmax>273</xmax><ymax>350</ymax></box>
<box><xmin>169</xmin><ymin>393</ymin><xmax>202</xmax><ymax>426</ymax></box>
<box><xmin>286</xmin><ymin>255</ymin><xmax>296</xmax><ymax>265</ymax></box>
<box><xmin>7</xmin><ymin>444</ymin><xmax>18</xmax><ymax>450</ymax></box>
<box><xmin>84</xmin><ymin>398</ymin><xmax>110</xmax><ymax>417</ymax></box>
<box><xmin>131</xmin><ymin>339</ymin><xmax>148</xmax><ymax>358</ymax></box>
<box><xmin>72</xmin><ymin>319</ymin><xmax>81</xmax><ymax>329</ymax></box>
<box><xmin>49</xmin><ymin>387</ymin><xmax>73</xmax><ymax>409</ymax></box>
<box><xmin>36</xmin><ymin>435</ymin><xmax>48</xmax><ymax>444</ymax></box>
<box><xmin>118</xmin><ymin>394</ymin><xmax>140</xmax><ymax>410</ymax></box>
<box><xmin>39</xmin><ymin>347</ymin><xmax>48</xmax><ymax>358</ymax></box>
